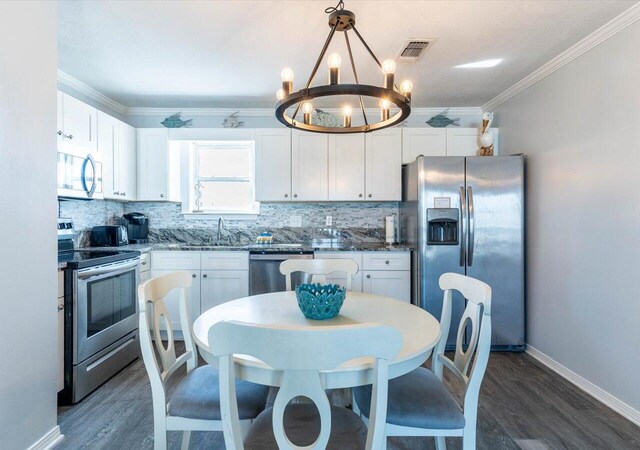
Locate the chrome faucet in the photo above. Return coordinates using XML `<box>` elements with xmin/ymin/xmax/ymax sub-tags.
<box><xmin>217</xmin><ymin>217</ymin><xmax>225</xmax><ymax>243</ymax></box>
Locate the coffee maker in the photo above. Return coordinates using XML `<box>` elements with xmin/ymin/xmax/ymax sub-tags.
<box><xmin>122</xmin><ymin>212</ymin><xmax>149</xmax><ymax>243</ymax></box>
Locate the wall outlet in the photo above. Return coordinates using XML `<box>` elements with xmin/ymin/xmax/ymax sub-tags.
<box><xmin>326</xmin><ymin>215</ymin><xmax>333</xmax><ymax>226</ymax></box>
<box><xmin>289</xmin><ymin>215</ymin><xmax>302</xmax><ymax>227</ymax></box>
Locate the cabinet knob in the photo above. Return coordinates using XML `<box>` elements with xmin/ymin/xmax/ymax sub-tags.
<box><xmin>68</xmin><ymin>134</ymin><xmax>74</xmax><ymax>140</ymax></box>
<box><xmin>359</xmin><ymin>194</ymin><xmax>363</xmax><ymax>198</ymax></box>
<box><xmin>160</xmin><ymin>194</ymin><xmax>165</xmax><ymax>198</ymax></box>
<box><xmin>366</xmin><ymin>274</ymin><xmax>371</xmax><ymax>279</ymax></box>
<box><xmin>114</xmin><ymin>191</ymin><xmax>120</xmax><ymax>195</ymax></box>
<box><xmin>293</xmin><ymin>194</ymin><xmax>298</xmax><ymax>198</ymax></box>
<box><xmin>192</xmin><ymin>274</ymin><xmax>197</xmax><ymax>278</ymax></box>
<box><xmin>141</xmin><ymin>261</ymin><xmax>147</xmax><ymax>266</ymax></box>
<box><xmin>284</xmin><ymin>194</ymin><xmax>288</xmax><ymax>198</ymax></box>
<box><xmin>58</xmin><ymin>304</ymin><xmax>64</xmax><ymax>311</ymax></box>
<box><xmin>203</xmin><ymin>274</ymin><xmax>208</xmax><ymax>278</ymax></box>
<box><xmin>385</xmin><ymin>260</ymin><xmax>390</xmax><ymax>265</ymax></box>
<box><xmin>121</xmin><ymin>192</ymin><xmax>126</xmax><ymax>196</ymax></box>
<box><xmin>368</xmin><ymin>193</ymin><xmax>372</xmax><ymax>198</ymax></box>
<box><xmin>57</xmin><ymin>130</ymin><xmax>63</xmax><ymax>136</ymax></box>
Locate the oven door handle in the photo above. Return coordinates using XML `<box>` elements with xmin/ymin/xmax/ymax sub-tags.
<box><xmin>77</xmin><ymin>259</ymin><xmax>139</xmax><ymax>280</ymax></box>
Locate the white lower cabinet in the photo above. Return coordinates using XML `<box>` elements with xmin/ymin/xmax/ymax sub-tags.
<box><xmin>201</xmin><ymin>270</ymin><xmax>249</xmax><ymax>311</ymax></box>
<box><xmin>362</xmin><ymin>270</ymin><xmax>411</xmax><ymax>303</ymax></box>
<box><xmin>315</xmin><ymin>251</ymin><xmax>411</xmax><ymax>302</ymax></box>
<box><xmin>57</xmin><ymin>271</ymin><xmax>65</xmax><ymax>393</ymax></box>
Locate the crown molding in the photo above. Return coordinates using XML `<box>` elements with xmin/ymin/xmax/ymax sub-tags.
<box><xmin>126</xmin><ymin>106</ymin><xmax>482</xmax><ymax>117</ymax></box>
<box><xmin>57</xmin><ymin>70</ymin><xmax>128</xmax><ymax>115</ymax></box>
<box><xmin>482</xmin><ymin>3</ymin><xmax>640</xmax><ymax>112</ymax></box>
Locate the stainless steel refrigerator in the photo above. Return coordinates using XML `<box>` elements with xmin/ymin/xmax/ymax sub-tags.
<box><xmin>400</xmin><ymin>156</ymin><xmax>525</xmax><ymax>350</ymax></box>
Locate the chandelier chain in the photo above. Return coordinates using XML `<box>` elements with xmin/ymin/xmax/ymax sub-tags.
<box><xmin>324</xmin><ymin>0</ymin><xmax>345</xmax><ymax>14</ymax></box>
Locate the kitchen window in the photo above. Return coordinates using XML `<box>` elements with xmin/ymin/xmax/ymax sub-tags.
<box><xmin>185</xmin><ymin>141</ymin><xmax>259</xmax><ymax>216</ymax></box>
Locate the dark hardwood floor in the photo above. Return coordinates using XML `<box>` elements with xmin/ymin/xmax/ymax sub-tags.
<box><xmin>57</xmin><ymin>347</ymin><xmax>640</xmax><ymax>449</ymax></box>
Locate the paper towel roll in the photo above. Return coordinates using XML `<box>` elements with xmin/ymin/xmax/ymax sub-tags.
<box><xmin>385</xmin><ymin>216</ymin><xmax>395</xmax><ymax>243</ymax></box>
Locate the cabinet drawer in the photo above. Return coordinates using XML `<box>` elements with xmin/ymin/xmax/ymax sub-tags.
<box><xmin>57</xmin><ymin>270</ymin><xmax>64</xmax><ymax>298</ymax></box>
<box><xmin>362</xmin><ymin>252</ymin><xmax>410</xmax><ymax>271</ymax></box>
<box><xmin>151</xmin><ymin>251</ymin><xmax>201</xmax><ymax>270</ymax></box>
<box><xmin>314</xmin><ymin>252</ymin><xmax>363</xmax><ymax>267</ymax></box>
<box><xmin>201</xmin><ymin>252</ymin><xmax>249</xmax><ymax>271</ymax></box>
<box><xmin>139</xmin><ymin>253</ymin><xmax>150</xmax><ymax>273</ymax></box>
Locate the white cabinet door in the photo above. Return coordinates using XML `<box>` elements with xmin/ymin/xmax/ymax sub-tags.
<box><xmin>365</xmin><ymin>128</ymin><xmax>402</xmax><ymax>201</ymax></box>
<box><xmin>402</xmin><ymin>128</ymin><xmax>447</xmax><ymax>163</ymax></box>
<box><xmin>446</xmin><ymin>128</ymin><xmax>481</xmax><ymax>157</ymax></box>
<box><xmin>60</xmin><ymin>92</ymin><xmax>98</xmax><ymax>152</ymax></box>
<box><xmin>328</xmin><ymin>135</ymin><xmax>365</xmax><ymax>201</ymax></box>
<box><xmin>292</xmin><ymin>130</ymin><xmax>328</xmax><ymax>201</ymax></box>
<box><xmin>117</xmin><ymin>122</ymin><xmax>137</xmax><ymax>200</ymax></box>
<box><xmin>200</xmin><ymin>270</ymin><xmax>249</xmax><ymax>311</ymax></box>
<box><xmin>57</xmin><ymin>270</ymin><xmax>65</xmax><ymax>392</ymax></box>
<box><xmin>150</xmin><ymin>269</ymin><xmax>201</xmax><ymax>332</ymax></box>
<box><xmin>97</xmin><ymin>111</ymin><xmax>118</xmax><ymax>199</ymax></box>
<box><xmin>255</xmin><ymin>128</ymin><xmax>292</xmax><ymax>202</ymax></box>
<box><xmin>362</xmin><ymin>270</ymin><xmax>411</xmax><ymax>303</ymax></box>
<box><xmin>138</xmin><ymin>128</ymin><xmax>170</xmax><ymax>201</ymax></box>
<box><xmin>314</xmin><ymin>252</ymin><xmax>364</xmax><ymax>291</ymax></box>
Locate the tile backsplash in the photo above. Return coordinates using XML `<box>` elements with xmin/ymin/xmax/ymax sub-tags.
<box><xmin>60</xmin><ymin>200</ymin><xmax>398</xmax><ymax>246</ymax></box>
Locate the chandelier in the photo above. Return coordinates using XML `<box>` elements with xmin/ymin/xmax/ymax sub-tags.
<box><xmin>275</xmin><ymin>0</ymin><xmax>412</xmax><ymax>134</ymax></box>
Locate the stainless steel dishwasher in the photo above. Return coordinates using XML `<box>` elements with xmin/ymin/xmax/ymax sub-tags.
<box><xmin>249</xmin><ymin>251</ymin><xmax>313</xmax><ymax>295</ymax></box>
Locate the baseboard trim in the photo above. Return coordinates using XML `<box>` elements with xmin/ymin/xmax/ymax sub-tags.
<box><xmin>27</xmin><ymin>426</ymin><xmax>64</xmax><ymax>450</ymax></box>
<box><xmin>526</xmin><ymin>345</ymin><xmax>640</xmax><ymax>427</ymax></box>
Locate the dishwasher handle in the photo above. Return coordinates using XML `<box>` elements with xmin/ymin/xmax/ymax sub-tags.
<box><xmin>250</xmin><ymin>253</ymin><xmax>313</xmax><ymax>261</ymax></box>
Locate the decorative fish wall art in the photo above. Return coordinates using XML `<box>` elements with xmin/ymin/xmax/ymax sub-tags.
<box><xmin>222</xmin><ymin>112</ymin><xmax>244</xmax><ymax>128</ymax></box>
<box><xmin>426</xmin><ymin>109</ymin><xmax>460</xmax><ymax>128</ymax></box>
<box><xmin>161</xmin><ymin>112</ymin><xmax>193</xmax><ymax>128</ymax></box>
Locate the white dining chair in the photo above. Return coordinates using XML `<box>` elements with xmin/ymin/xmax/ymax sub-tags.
<box><xmin>353</xmin><ymin>272</ymin><xmax>492</xmax><ymax>450</ymax></box>
<box><xmin>280</xmin><ymin>258</ymin><xmax>359</xmax><ymax>291</ymax></box>
<box><xmin>138</xmin><ymin>272</ymin><xmax>270</xmax><ymax>450</ymax></box>
<box><xmin>209</xmin><ymin>320</ymin><xmax>403</xmax><ymax>450</ymax></box>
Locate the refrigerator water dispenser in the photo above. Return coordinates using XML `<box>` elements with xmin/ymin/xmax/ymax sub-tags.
<box><xmin>427</xmin><ymin>208</ymin><xmax>459</xmax><ymax>245</ymax></box>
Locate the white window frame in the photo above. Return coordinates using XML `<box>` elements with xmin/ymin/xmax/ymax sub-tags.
<box><xmin>181</xmin><ymin>140</ymin><xmax>260</xmax><ymax>219</ymax></box>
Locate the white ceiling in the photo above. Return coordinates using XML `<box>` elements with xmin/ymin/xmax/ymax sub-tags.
<box><xmin>57</xmin><ymin>0</ymin><xmax>636</xmax><ymax>108</ymax></box>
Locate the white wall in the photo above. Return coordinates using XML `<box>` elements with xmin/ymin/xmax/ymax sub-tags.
<box><xmin>0</xmin><ymin>2</ymin><xmax>59</xmax><ymax>449</ymax></box>
<box><xmin>494</xmin><ymin>20</ymin><xmax>640</xmax><ymax>413</ymax></box>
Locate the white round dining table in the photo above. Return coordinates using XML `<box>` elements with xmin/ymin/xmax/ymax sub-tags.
<box><xmin>192</xmin><ymin>291</ymin><xmax>441</xmax><ymax>389</ymax></box>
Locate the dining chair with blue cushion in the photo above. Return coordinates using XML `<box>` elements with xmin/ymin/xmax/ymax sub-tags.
<box><xmin>138</xmin><ymin>271</ymin><xmax>270</xmax><ymax>450</ymax></box>
<box><xmin>353</xmin><ymin>272</ymin><xmax>492</xmax><ymax>450</ymax></box>
<box><xmin>210</xmin><ymin>319</ymin><xmax>403</xmax><ymax>450</ymax></box>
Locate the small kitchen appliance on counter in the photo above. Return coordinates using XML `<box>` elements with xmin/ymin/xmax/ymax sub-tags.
<box><xmin>89</xmin><ymin>225</ymin><xmax>129</xmax><ymax>247</ymax></box>
<box><xmin>122</xmin><ymin>212</ymin><xmax>149</xmax><ymax>243</ymax></box>
<box><xmin>58</xmin><ymin>218</ymin><xmax>141</xmax><ymax>403</ymax></box>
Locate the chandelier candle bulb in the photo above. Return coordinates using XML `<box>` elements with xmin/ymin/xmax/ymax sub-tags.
<box><xmin>328</xmin><ymin>53</ymin><xmax>341</xmax><ymax>85</ymax></box>
<box><xmin>281</xmin><ymin>67</ymin><xmax>294</xmax><ymax>95</ymax></box>
<box><xmin>400</xmin><ymin>80</ymin><xmax>413</xmax><ymax>101</ymax></box>
<box><xmin>382</xmin><ymin>59</ymin><xmax>396</xmax><ymax>90</ymax></box>
<box><xmin>380</xmin><ymin>98</ymin><xmax>391</xmax><ymax>121</ymax></box>
<box><xmin>342</xmin><ymin>104</ymin><xmax>352</xmax><ymax>127</ymax></box>
<box><xmin>302</xmin><ymin>101</ymin><xmax>313</xmax><ymax>124</ymax></box>
<box><xmin>276</xmin><ymin>89</ymin><xmax>285</xmax><ymax>101</ymax></box>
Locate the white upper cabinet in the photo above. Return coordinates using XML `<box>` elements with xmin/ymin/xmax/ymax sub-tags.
<box><xmin>99</xmin><ymin>112</ymin><xmax>137</xmax><ymax>200</ymax></box>
<box><xmin>328</xmin><ymin>134</ymin><xmax>365</xmax><ymax>201</ymax></box>
<box><xmin>57</xmin><ymin>92</ymin><xmax>98</xmax><ymax>153</ymax></box>
<box><xmin>138</xmin><ymin>128</ymin><xmax>178</xmax><ymax>201</ymax></box>
<box><xmin>365</xmin><ymin>128</ymin><xmax>402</xmax><ymax>201</ymax></box>
<box><xmin>402</xmin><ymin>128</ymin><xmax>447</xmax><ymax>163</ymax></box>
<box><xmin>255</xmin><ymin>128</ymin><xmax>292</xmax><ymax>202</ymax></box>
<box><xmin>291</xmin><ymin>130</ymin><xmax>328</xmax><ymax>201</ymax></box>
<box><xmin>446</xmin><ymin>128</ymin><xmax>499</xmax><ymax>156</ymax></box>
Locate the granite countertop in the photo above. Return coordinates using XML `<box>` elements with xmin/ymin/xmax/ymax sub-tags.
<box><xmin>81</xmin><ymin>241</ymin><xmax>412</xmax><ymax>253</ymax></box>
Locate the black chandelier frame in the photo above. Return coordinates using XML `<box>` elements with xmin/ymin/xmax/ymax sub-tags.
<box><xmin>274</xmin><ymin>3</ymin><xmax>411</xmax><ymax>134</ymax></box>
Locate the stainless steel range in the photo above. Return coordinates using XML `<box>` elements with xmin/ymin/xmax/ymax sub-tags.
<box><xmin>58</xmin><ymin>218</ymin><xmax>141</xmax><ymax>403</ymax></box>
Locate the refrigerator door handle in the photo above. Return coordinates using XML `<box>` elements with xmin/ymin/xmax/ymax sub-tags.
<box><xmin>467</xmin><ymin>186</ymin><xmax>475</xmax><ymax>266</ymax></box>
<box><xmin>459</xmin><ymin>186</ymin><xmax>466</xmax><ymax>267</ymax></box>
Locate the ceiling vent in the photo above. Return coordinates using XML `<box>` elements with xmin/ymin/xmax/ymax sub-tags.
<box><xmin>396</xmin><ymin>39</ymin><xmax>435</xmax><ymax>63</ymax></box>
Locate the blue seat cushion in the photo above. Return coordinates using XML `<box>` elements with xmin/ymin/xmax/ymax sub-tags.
<box><xmin>168</xmin><ymin>366</ymin><xmax>269</xmax><ymax>420</ymax></box>
<box><xmin>244</xmin><ymin>403</ymin><xmax>367</xmax><ymax>450</ymax></box>
<box><xmin>353</xmin><ymin>367</ymin><xmax>465</xmax><ymax>430</ymax></box>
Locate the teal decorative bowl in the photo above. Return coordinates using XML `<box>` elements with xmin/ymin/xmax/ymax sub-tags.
<box><xmin>295</xmin><ymin>283</ymin><xmax>346</xmax><ymax>320</ymax></box>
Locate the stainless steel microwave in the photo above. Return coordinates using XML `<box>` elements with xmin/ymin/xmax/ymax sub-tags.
<box><xmin>57</xmin><ymin>150</ymin><xmax>103</xmax><ymax>200</ymax></box>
